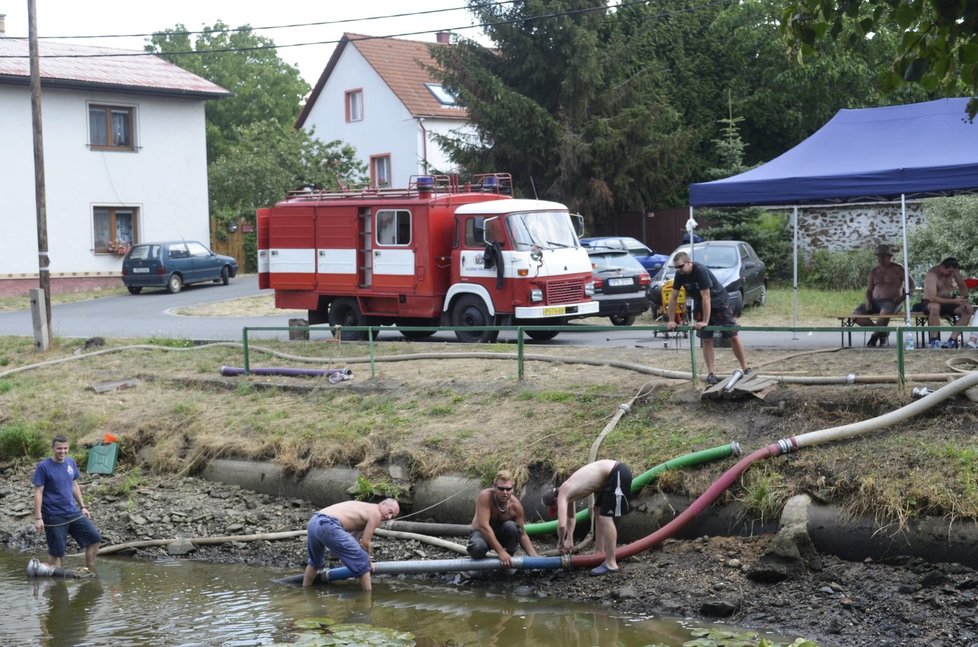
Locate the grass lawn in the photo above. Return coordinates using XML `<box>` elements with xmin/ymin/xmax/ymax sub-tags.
<box><xmin>738</xmin><ymin>285</ymin><xmax>867</xmax><ymax>327</ymax></box>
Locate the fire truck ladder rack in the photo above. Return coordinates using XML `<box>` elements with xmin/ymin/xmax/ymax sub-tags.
<box><xmin>284</xmin><ymin>173</ymin><xmax>513</xmax><ymax>202</ymax></box>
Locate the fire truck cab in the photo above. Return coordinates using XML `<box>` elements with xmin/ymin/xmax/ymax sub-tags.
<box><xmin>257</xmin><ymin>174</ymin><xmax>597</xmax><ymax>343</ymax></box>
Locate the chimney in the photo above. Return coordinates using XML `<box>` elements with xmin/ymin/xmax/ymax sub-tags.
<box><xmin>435</xmin><ymin>31</ymin><xmax>450</xmax><ymax>45</ymax></box>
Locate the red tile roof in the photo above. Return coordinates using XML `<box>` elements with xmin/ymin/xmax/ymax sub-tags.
<box><xmin>297</xmin><ymin>33</ymin><xmax>467</xmax><ymax>127</ymax></box>
<box><xmin>0</xmin><ymin>39</ymin><xmax>229</xmax><ymax>98</ymax></box>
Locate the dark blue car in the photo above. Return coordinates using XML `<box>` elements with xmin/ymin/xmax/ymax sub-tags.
<box><xmin>579</xmin><ymin>236</ymin><xmax>668</xmax><ymax>275</ymax></box>
<box><xmin>121</xmin><ymin>241</ymin><xmax>238</xmax><ymax>294</ymax></box>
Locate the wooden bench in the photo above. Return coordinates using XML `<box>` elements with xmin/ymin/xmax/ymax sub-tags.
<box><xmin>834</xmin><ymin>312</ymin><xmax>959</xmax><ymax>348</ymax></box>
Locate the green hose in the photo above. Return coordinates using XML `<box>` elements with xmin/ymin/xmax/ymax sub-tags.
<box><xmin>525</xmin><ymin>442</ymin><xmax>739</xmax><ymax>536</ymax></box>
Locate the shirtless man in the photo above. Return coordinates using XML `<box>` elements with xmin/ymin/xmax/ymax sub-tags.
<box><xmin>467</xmin><ymin>470</ymin><xmax>538</xmax><ymax>568</ymax></box>
<box><xmin>920</xmin><ymin>257</ymin><xmax>972</xmax><ymax>348</ymax></box>
<box><xmin>542</xmin><ymin>459</ymin><xmax>633</xmax><ymax>576</ymax></box>
<box><xmin>302</xmin><ymin>498</ymin><xmax>400</xmax><ymax>590</ymax></box>
<box><xmin>852</xmin><ymin>244</ymin><xmax>915</xmax><ymax>347</ymax></box>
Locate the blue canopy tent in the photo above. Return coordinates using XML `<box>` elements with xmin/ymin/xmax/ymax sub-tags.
<box><xmin>688</xmin><ymin>98</ymin><xmax>978</xmax><ymax>329</ymax></box>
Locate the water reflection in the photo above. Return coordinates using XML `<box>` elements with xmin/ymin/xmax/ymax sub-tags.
<box><xmin>0</xmin><ymin>548</ymin><xmax>788</xmax><ymax>646</ymax></box>
<box><xmin>39</xmin><ymin>578</ymin><xmax>104</xmax><ymax>647</ymax></box>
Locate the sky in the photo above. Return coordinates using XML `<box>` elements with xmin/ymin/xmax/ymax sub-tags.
<box><xmin>0</xmin><ymin>0</ymin><xmax>487</xmax><ymax>85</ymax></box>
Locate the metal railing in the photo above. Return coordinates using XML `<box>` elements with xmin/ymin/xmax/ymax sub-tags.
<box><xmin>239</xmin><ymin>323</ymin><xmax>977</xmax><ymax>389</ymax></box>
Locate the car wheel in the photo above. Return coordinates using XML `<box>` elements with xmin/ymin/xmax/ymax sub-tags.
<box><xmin>167</xmin><ymin>274</ymin><xmax>183</xmax><ymax>294</ymax></box>
<box><xmin>524</xmin><ymin>329</ymin><xmax>559</xmax><ymax>341</ymax></box>
<box><xmin>452</xmin><ymin>295</ymin><xmax>499</xmax><ymax>343</ymax></box>
<box><xmin>127</xmin><ymin>286</ymin><xmax>142</xmax><ymax>295</ymax></box>
<box><xmin>221</xmin><ymin>266</ymin><xmax>230</xmax><ymax>286</ymax></box>
<box><xmin>610</xmin><ymin>313</ymin><xmax>637</xmax><ymax>326</ymax></box>
<box><xmin>327</xmin><ymin>298</ymin><xmax>368</xmax><ymax>341</ymax></box>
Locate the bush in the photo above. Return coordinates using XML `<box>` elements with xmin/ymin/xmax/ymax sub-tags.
<box><xmin>801</xmin><ymin>248</ymin><xmax>876</xmax><ymax>290</ymax></box>
<box><xmin>0</xmin><ymin>422</ymin><xmax>48</xmax><ymax>460</ymax></box>
<box><xmin>910</xmin><ymin>196</ymin><xmax>978</xmax><ymax>275</ymax></box>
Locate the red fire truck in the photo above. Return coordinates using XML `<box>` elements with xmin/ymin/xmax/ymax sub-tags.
<box><xmin>256</xmin><ymin>173</ymin><xmax>597</xmax><ymax>342</ymax></box>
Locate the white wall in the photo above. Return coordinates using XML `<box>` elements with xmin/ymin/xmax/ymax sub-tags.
<box><xmin>0</xmin><ymin>85</ymin><xmax>211</xmax><ymax>277</ymax></box>
<box><xmin>303</xmin><ymin>46</ymin><xmax>468</xmax><ymax>186</ymax></box>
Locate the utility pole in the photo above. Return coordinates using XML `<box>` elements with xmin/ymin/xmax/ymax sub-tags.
<box><xmin>28</xmin><ymin>0</ymin><xmax>52</xmax><ymax>350</ymax></box>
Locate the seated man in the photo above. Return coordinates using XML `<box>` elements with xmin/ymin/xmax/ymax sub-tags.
<box><xmin>915</xmin><ymin>257</ymin><xmax>973</xmax><ymax>348</ymax></box>
<box><xmin>852</xmin><ymin>244</ymin><xmax>914</xmax><ymax>347</ymax></box>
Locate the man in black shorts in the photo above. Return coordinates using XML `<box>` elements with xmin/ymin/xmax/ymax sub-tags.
<box><xmin>666</xmin><ymin>250</ymin><xmax>751</xmax><ymax>385</ymax></box>
<box><xmin>542</xmin><ymin>459</ymin><xmax>633</xmax><ymax>576</ymax></box>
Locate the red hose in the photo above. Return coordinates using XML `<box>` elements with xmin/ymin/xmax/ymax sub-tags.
<box><xmin>570</xmin><ymin>441</ymin><xmax>791</xmax><ymax>568</ymax></box>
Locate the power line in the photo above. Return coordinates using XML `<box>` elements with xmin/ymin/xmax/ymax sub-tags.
<box><xmin>1</xmin><ymin>1</ymin><xmax>726</xmax><ymax>61</ymax></box>
<box><xmin>35</xmin><ymin>2</ymin><xmax>515</xmax><ymax>41</ymax></box>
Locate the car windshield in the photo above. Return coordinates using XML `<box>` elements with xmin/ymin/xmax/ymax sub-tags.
<box><xmin>670</xmin><ymin>245</ymin><xmax>737</xmax><ymax>270</ymax></box>
<box><xmin>590</xmin><ymin>252</ymin><xmax>646</xmax><ymax>273</ymax></box>
<box><xmin>508</xmin><ymin>210</ymin><xmax>579</xmax><ymax>250</ymax></box>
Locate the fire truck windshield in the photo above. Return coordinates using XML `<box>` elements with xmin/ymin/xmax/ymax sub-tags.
<box><xmin>508</xmin><ymin>210</ymin><xmax>579</xmax><ymax>250</ymax></box>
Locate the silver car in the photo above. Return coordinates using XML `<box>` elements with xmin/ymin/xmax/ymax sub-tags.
<box><xmin>651</xmin><ymin>240</ymin><xmax>766</xmax><ymax>317</ymax></box>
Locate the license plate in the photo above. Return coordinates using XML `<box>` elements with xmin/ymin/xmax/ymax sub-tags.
<box><xmin>607</xmin><ymin>277</ymin><xmax>634</xmax><ymax>287</ymax></box>
<box><xmin>132</xmin><ymin>267</ymin><xmax>150</xmax><ymax>274</ymax></box>
<box><xmin>543</xmin><ymin>306</ymin><xmax>566</xmax><ymax>315</ymax></box>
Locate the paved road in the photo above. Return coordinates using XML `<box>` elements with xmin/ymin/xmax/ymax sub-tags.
<box><xmin>0</xmin><ymin>275</ymin><xmax>847</xmax><ymax>349</ymax></box>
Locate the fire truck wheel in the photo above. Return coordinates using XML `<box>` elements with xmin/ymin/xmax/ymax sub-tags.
<box><xmin>452</xmin><ymin>295</ymin><xmax>499</xmax><ymax>343</ymax></box>
<box><xmin>167</xmin><ymin>274</ymin><xmax>183</xmax><ymax>294</ymax></box>
<box><xmin>328</xmin><ymin>298</ymin><xmax>368</xmax><ymax>341</ymax></box>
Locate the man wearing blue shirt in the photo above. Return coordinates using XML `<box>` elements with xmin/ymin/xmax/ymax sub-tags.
<box><xmin>32</xmin><ymin>435</ymin><xmax>102</xmax><ymax>571</ymax></box>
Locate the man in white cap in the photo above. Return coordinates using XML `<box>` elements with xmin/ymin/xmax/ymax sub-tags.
<box><xmin>852</xmin><ymin>243</ymin><xmax>914</xmax><ymax>347</ymax></box>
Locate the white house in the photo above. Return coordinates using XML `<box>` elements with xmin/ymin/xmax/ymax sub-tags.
<box><xmin>296</xmin><ymin>32</ymin><xmax>473</xmax><ymax>189</ymax></box>
<box><xmin>0</xmin><ymin>35</ymin><xmax>228</xmax><ymax>296</ymax></box>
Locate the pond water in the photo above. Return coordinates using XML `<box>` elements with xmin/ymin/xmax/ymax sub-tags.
<box><xmin>0</xmin><ymin>548</ymin><xmax>788</xmax><ymax>646</ymax></box>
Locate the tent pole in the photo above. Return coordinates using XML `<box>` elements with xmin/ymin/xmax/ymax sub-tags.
<box><xmin>792</xmin><ymin>207</ymin><xmax>799</xmax><ymax>338</ymax></box>
<box><xmin>901</xmin><ymin>194</ymin><xmax>912</xmax><ymax>326</ymax></box>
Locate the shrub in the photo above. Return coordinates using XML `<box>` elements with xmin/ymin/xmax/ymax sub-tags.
<box><xmin>0</xmin><ymin>422</ymin><xmax>48</xmax><ymax>460</ymax></box>
<box><xmin>801</xmin><ymin>248</ymin><xmax>876</xmax><ymax>290</ymax></box>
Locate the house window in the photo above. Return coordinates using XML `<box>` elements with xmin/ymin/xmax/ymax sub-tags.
<box><xmin>346</xmin><ymin>89</ymin><xmax>363</xmax><ymax>122</ymax></box>
<box><xmin>371</xmin><ymin>155</ymin><xmax>391</xmax><ymax>188</ymax></box>
<box><xmin>93</xmin><ymin>206</ymin><xmax>138</xmax><ymax>253</ymax></box>
<box><xmin>89</xmin><ymin>105</ymin><xmax>134</xmax><ymax>150</ymax></box>
<box><xmin>376</xmin><ymin>209</ymin><xmax>411</xmax><ymax>246</ymax></box>
<box><xmin>424</xmin><ymin>83</ymin><xmax>459</xmax><ymax>107</ymax></box>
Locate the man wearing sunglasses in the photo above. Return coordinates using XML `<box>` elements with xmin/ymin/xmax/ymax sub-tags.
<box><xmin>666</xmin><ymin>251</ymin><xmax>751</xmax><ymax>385</ymax></box>
<box><xmin>467</xmin><ymin>470</ymin><xmax>538</xmax><ymax>568</ymax></box>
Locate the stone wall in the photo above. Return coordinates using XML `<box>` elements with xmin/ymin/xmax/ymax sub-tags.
<box><xmin>770</xmin><ymin>202</ymin><xmax>926</xmax><ymax>257</ymax></box>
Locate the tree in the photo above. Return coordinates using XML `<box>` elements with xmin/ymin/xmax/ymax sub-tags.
<box><xmin>430</xmin><ymin>0</ymin><xmax>697</xmax><ymax>230</ymax></box>
<box><xmin>909</xmin><ymin>196</ymin><xmax>978</xmax><ymax>275</ymax></box>
<box><xmin>782</xmin><ymin>0</ymin><xmax>978</xmax><ymax>119</ymax></box>
<box><xmin>146</xmin><ymin>22</ymin><xmax>310</xmax><ymax>162</ymax></box>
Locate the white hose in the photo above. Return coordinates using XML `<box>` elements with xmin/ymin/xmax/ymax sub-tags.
<box><xmin>793</xmin><ymin>371</ymin><xmax>978</xmax><ymax>449</ymax></box>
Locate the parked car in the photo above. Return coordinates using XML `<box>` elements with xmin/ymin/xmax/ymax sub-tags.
<box><xmin>649</xmin><ymin>240</ymin><xmax>766</xmax><ymax>317</ymax></box>
<box><xmin>584</xmin><ymin>249</ymin><xmax>652</xmax><ymax>326</ymax></box>
<box><xmin>579</xmin><ymin>236</ymin><xmax>669</xmax><ymax>275</ymax></box>
<box><xmin>121</xmin><ymin>241</ymin><xmax>238</xmax><ymax>294</ymax></box>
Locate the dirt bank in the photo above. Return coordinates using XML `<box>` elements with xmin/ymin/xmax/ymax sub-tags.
<box><xmin>2</xmin><ymin>461</ymin><xmax>977</xmax><ymax>647</ymax></box>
